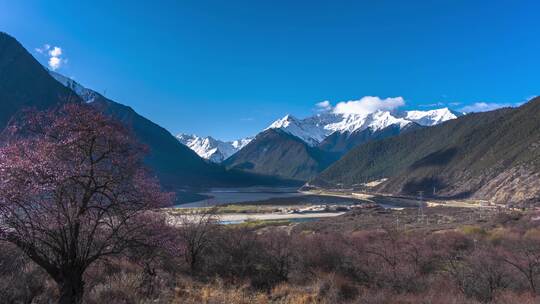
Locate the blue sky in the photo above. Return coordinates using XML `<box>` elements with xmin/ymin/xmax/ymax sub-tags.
<box><xmin>1</xmin><ymin>0</ymin><xmax>539</xmax><ymax>140</ymax></box>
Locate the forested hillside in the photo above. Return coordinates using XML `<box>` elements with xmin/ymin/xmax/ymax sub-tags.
<box><xmin>313</xmin><ymin>98</ymin><xmax>540</xmax><ymax>205</ymax></box>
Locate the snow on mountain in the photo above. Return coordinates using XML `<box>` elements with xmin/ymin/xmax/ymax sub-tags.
<box><xmin>177</xmin><ymin>134</ymin><xmax>252</xmax><ymax>163</ymax></box>
<box><xmin>265</xmin><ymin>114</ymin><xmax>337</xmax><ymax>146</ymax></box>
<box><xmin>267</xmin><ymin>108</ymin><xmax>461</xmax><ymax>146</ymax></box>
<box><xmin>403</xmin><ymin>108</ymin><xmax>461</xmax><ymax>126</ymax></box>
<box><xmin>231</xmin><ymin>138</ymin><xmax>253</xmax><ymax>150</ymax></box>
<box><xmin>49</xmin><ymin>71</ymin><xmax>98</xmax><ymax>103</ymax></box>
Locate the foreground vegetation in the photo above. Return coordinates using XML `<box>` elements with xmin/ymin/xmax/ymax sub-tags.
<box><xmin>3</xmin><ymin>205</ymin><xmax>540</xmax><ymax>303</ymax></box>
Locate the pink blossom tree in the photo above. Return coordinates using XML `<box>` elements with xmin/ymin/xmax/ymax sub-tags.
<box><xmin>0</xmin><ymin>104</ymin><xmax>172</xmax><ymax>304</ymax></box>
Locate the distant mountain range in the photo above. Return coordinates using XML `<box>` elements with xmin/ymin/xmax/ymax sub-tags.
<box><xmin>190</xmin><ymin>107</ymin><xmax>461</xmax><ymax>181</ymax></box>
<box><xmin>182</xmin><ymin>108</ymin><xmax>461</xmax><ymax>164</ymax></box>
<box><xmin>311</xmin><ymin>98</ymin><xmax>540</xmax><ymax>205</ymax></box>
<box><xmin>266</xmin><ymin>108</ymin><xmax>461</xmax><ymax>147</ymax></box>
<box><xmin>176</xmin><ymin>134</ymin><xmax>252</xmax><ymax>163</ymax></box>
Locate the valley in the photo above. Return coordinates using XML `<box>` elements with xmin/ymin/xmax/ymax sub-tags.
<box><xmin>2</xmin><ymin>3</ymin><xmax>540</xmax><ymax>301</ymax></box>
<box><xmin>174</xmin><ymin>187</ymin><xmax>375</xmax><ymax>224</ymax></box>
<box><xmin>169</xmin><ymin>183</ymin><xmax>499</xmax><ymax>227</ymax></box>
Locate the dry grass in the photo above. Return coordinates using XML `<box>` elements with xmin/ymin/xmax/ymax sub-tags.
<box><xmin>172</xmin><ymin>279</ymin><xmax>267</xmax><ymax>304</ymax></box>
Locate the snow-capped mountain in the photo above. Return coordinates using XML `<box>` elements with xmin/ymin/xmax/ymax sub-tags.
<box><xmin>266</xmin><ymin>114</ymin><xmax>336</xmax><ymax>146</ymax></box>
<box><xmin>176</xmin><ymin>134</ymin><xmax>252</xmax><ymax>163</ymax></box>
<box><xmin>231</xmin><ymin>137</ymin><xmax>253</xmax><ymax>150</ymax></box>
<box><xmin>181</xmin><ymin>107</ymin><xmax>461</xmax><ymax>162</ymax></box>
<box><xmin>49</xmin><ymin>71</ymin><xmax>98</xmax><ymax>103</ymax></box>
<box><xmin>403</xmin><ymin>108</ymin><xmax>463</xmax><ymax>126</ymax></box>
<box><xmin>267</xmin><ymin>108</ymin><xmax>461</xmax><ymax>146</ymax></box>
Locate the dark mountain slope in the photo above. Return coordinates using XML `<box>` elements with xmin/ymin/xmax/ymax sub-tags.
<box><xmin>224</xmin><ymin>129</ymin><xmax>339</xmax><ymax>181</ymax></box>
<box><xmin>0</xmin><ymin>32</ymin><xmax>80</xmax><ymax>127</ymax></box>
<box><xmin>91</xmin><ymin>97</ymin><xmax>295</xmax><ymax>189</ymax></box>
<box><xmin>313</xmin><ymin>98</ymin><xmax>540</xmax><ymax>205</ymax></box>
<box><xmin>319</xmin><ymin>123</ymin><xmax>424</xmax><ymax>155</ymax></box>
<box><xmin>91</xmin><ymin>97</ymin><xmax>223</xmax><ymax>187</ymax></box>
<box><xmin>224</xmin><ymin>123</ymin><xmax>423</xmax><ymax>182</ymax></box>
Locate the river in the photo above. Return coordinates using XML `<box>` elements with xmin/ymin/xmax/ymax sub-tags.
<box><xmin>179</xmin><ymin>187</ymin><xmax>304</xmax><ymax>207</ymax></box>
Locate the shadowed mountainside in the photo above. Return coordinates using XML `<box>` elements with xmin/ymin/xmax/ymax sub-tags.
<box><xmin>224</xmin><ymin>129</ymin><xmax>339</xmax><ymax>181</ymax></box>
<box><xmin>0</xmin><ymin>32</ymin><xmax>80</xmax><ymax>128</ymax></box>
<box><xmin>224</xmin><ymin>123</ymin><xmax>422</xmax><ymax>181</ymax></box>
<box><xmin>91</xmin><ymin>97</ymin><xmax>299</xmax><ymax>190</ymax></box>
<box><xmin>319</xmin><ymin>122</ymin><xmax>423</xmax><ymax>155</ymax></box>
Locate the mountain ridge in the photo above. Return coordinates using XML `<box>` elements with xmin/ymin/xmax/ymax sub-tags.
<box><xmin>266</xmin><ymin>107</ymin><xmax>461</xmax><ymax>147</ymax></box>
<box><xmin>183</xmin><ymin>107</ymin><xmax>461</xmax><ymax>162</ymax></box>
<box><xmin>0</xmin><ymin>32</ymin><xmax>80</xmax><ymax>129</ymax></box>
<box><xmin>176</xmin><ymin>133</ymin><xmax>252</xmax><ymax>163</ymax></box>
<box><xmin>220</xmin><ymin>107</ymin><xmax>460</xmax><ymax>180</ymax></box>
<box><xmin>224</xmin><ymin>129</ymin><xmax>340</xmax><ymax>181</ymax></box>
<box><xmin>311</xmin><ymin>99</ymin><xmax>540</xmax><ymax>205</ymax></box>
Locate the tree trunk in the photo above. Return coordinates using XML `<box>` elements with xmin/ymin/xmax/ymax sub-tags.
<box><xmin>57</xmin><ymin>272</ymin><xmax>85</xmax><ymax>304</ymax></box>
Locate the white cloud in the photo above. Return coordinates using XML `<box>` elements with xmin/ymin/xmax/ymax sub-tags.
<box><xmin>332</xmin><ymin>96</ymin><xmax>405</xmax><ymax>115</ymax></box>
<box><xmin>459</xmin><ymin>102</ymin><xmax>518</xmax><ymax>113</ymax></box>
<box><xmin>48</xmin><ymin>57</ymin><xmax>62</xmax><ymax>70</ymax></box>
<box><xmin>315</xmin><ymin>100</ymin><xmax>332</xmax><ymax>112</ymax></box>
<box><xmin>48</xmin><ymin>46</ymin><xmax>62</xmax><ymax>57</ymax></box>
<box><xmin>35</xmin><ymin>44</ymin><xmax>50</xmax><ymax>54</ymax></box>
<box><xmin>35</xmin><ymin>44</ymin><xmax>66</xmax><ymax>71</ymax></box>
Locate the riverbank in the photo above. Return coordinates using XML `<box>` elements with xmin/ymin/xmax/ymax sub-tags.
<box><xmin>301</xmin><ymin>189</ymin><xmax>495</xmax><ymax>209</ymax></box>
<box><xmin>217</xmin><ymin>211</ymin><xmax>346</xmax><ymax>224</ymax></box>
<box><xmin>166</xmin><ymin>202</ymin><xmax>366</xmax><ymax>225</ymax></box>
<box><xmin>168</xmin><ymin>189</ymin><xmax>415</xmax><ymax>225</ymax></box>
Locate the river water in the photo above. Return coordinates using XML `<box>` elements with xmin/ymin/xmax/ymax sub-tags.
<box><xmin>179</xmin><ymin>187</ymin><xmax>304</xmax><ymax>207</ymax></box>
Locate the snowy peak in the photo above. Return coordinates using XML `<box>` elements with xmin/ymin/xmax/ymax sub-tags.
<box><xmin>176</xmin><ymin>134</ymin><xmax>252</xmax><ymax>163</ymax></box>
<box><xmin>49</xmin><ymin>71</ymin><xmax>98</xmax><ymax>103</ymax></box>
<box><xmin>265</xmin><ymin>114</ymin><xmax>331</xmax><ymax>146</ymax></box>
<box><xmin>231</xmin><ymin>138</ymin><xmax>253</xmax><ymax>150</ymax></box>
<box><xmin>267</xmin><ymin>114</ymin><xmax>298</xmax><ymax>129</ymax></box>
<box><xmin>367</xmin><ymin>110</ymin><xmax>412</xmax><ymax>130</ymax></box>
<box><xmin>404</xmin><ymin>108</ymin><xmax>462</xmax><ymax>126</ymax></box>
<box><xmin>266</xmin><ymin>108</ymin><xmax>460</xmax><ymax>146</ymax></box>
